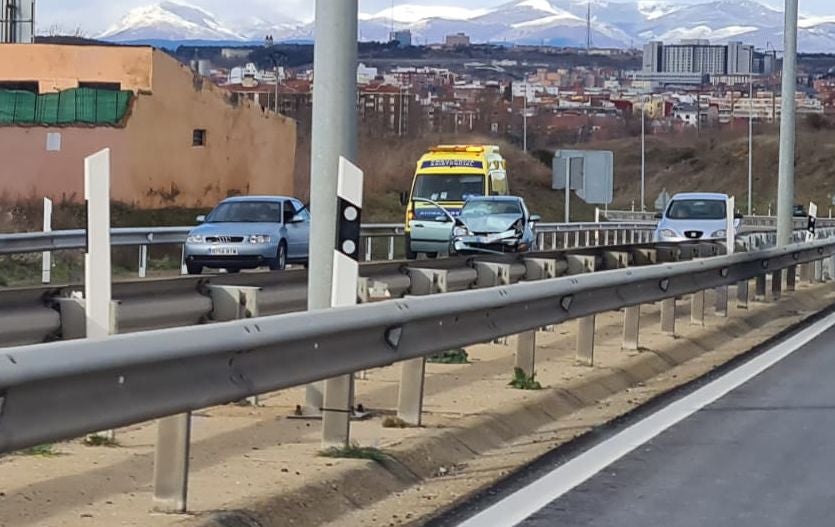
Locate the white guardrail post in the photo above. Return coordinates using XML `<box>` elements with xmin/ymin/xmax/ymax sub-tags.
<box><xmin>517</xmin><ymin>258</ymin><xmax>558</xmax><ymax>378</ymax></box>
<box><xmin>41</xmin><ymin>197</ymin><xmax>52</xmax><ymax>284</ymax></box>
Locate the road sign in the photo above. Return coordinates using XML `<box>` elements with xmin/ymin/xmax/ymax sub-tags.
<box><xmin>552</xmin><ymin>150</ymin><xmax>614</xmax><ymax>205</ymax></box>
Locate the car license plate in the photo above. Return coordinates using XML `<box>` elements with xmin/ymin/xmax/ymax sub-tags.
<box><xmin>209</xmin><ymin>247</ymin><xmax>238</xmax><ymax>256</ymax></box>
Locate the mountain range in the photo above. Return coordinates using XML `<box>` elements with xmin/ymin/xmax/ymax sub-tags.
<box><xmin>97</xmin><ymin>0</ymin><xmax>835</xmax><ymax>52</ymax></box>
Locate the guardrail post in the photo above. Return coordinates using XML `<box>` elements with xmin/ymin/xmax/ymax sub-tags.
<box><xmin>771</xmin><ymin>270</ymin><xmax>783</xmax><ymax>300</ymax></box>
<box><xmin>566</xmin><ymin>255</ymin><xmax>597</xmax><ymax>365</ymax></box>
<box><xmin>208</xmin><ymin>285</ymin><xmax>262</xmax><ymax>406</ymax></box>
<box><xmin>799</xmin><ymin>262</ymin><xmax>812</xmax><ymax>283</ymax></box>
<box><xmin>623</xmin><ymin>305</ymin><xmax>640</xmax><ymax>351</ymax></box>
<box><xmin>396</xmin><ymin>268</ymin><xmax>437</xmax><ymax>426</ymax></box>
<box><xmin>691</xmin><ymin>290</ymin><xmax>706</xmax><ymax>326</ymax></box>
<box><xmin>815</xmin><ymin>259</ymin><xmax>824</xmax><ymax>282</ymax></box>
<box><xmin>138</xmin><ymin>245</ymin><xmax>149</xmax><ymax>278</ymax></box>
<box><xmin>755</xmin><ymin>274</ymin><xmax>767</xmax><ymax>301</ymax></box>
<box><xmin>737</xmin><ymin>280</ymin><xmax>749</xmax><ymax>309</ymax></box>
<box><xmin>42</xmin><ymin>197</ymin><xmax>52</xmax><ymax>284</ymax></box>
<box><xmin>715</xmin><ymin>284</ymin><xmax>729</xmax><ymax>317</ymax></box>
<box><xmin>577</xmin><ymin>315</ymin><xmax>596</xmax><ymax>366</ymax></box>
<box><xmin>786</xmin><ymin>265</ymin><xmax>797</xmax><ymax>292</ymax></box>
<box><xmin>152</xmin><ymin>413</ymin><xmax>191</xmax><ymax>513</ymax></box>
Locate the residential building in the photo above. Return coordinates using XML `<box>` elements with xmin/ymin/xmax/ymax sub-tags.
<box><xmin>359</xmin><ymin>84</ymin><xmax>411</xmax><ymax>135</ymax></box>
<box><xmin>445</xmin><ymin>33</ymin><xmax>471</xmax><ymax>48</ymax></box>
<box><xmin>727</xmin><ymin>41</ymin><xmax>754</xmax><ymax>75</ymax></box>
<box><xmin>0</xmin><ymin>44</ymin><xmax>296</xmax><ymax>207</ymax></box>
<box><xmin>389</xmin><ymin>29</ymin><xmax>412</xmax><ymax>48</ymax></box>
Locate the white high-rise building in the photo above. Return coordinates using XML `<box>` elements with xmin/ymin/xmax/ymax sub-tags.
<box><xmin>727</xmin><ymin>41</ymin><xmax>754</xmax><ymax>75</ymax></box>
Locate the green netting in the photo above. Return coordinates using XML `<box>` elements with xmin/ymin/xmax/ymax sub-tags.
<box><xmin>0</xmin><ymin>88</ymin><xmax>133</xmax><ymax>125</ymax></box>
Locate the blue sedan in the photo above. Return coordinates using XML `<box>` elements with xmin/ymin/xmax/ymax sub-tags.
<box><xmin>184</xmin><ymin>196</ymin><xmax>310</xmax><ymax>274</ymax></box>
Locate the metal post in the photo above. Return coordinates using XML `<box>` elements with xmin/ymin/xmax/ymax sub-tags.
<box><xmin>623</xmin><ymin>305</ymin><xmax>640</xmax><ymax>351</ymax></box>
<box><xmin>523</xmin><ymin>82</ymin><xmax>527</xmax><ymax>153</ymax></box>
<box><xmin>138</xmin><ymin>245</ymin><xmax>148</xmax><ymax>279</ymax></box>
<box><xmin>661</xmin><ymin>297</ymin><xmax>676</xmax><ymax>335</ymax></box>
<box><xmin>715</xmin><ymin>285</ymin><xmax>729</xmax><ymax>317</ymax></box>
<box><xmin>786</xmin><ymin>265</ymin><xmax>797</xmax><ymax>292</ymax></box>
<box><xmin>388</xmin><ymin>236</ymin><xmax>395</xmax><ymax>261</ymax></box>
<box><xmin>641</xmin><ymin>96</ymin><xmax>646</xmax><ymax>212</ymax></box>
<box><xmin>564</xmin><ymin>157</ymin><xmax>570</xmax><ymax>223</ymax></box>
<box><xmin>514</xmin><ymin>330</ymin><xmax>536</xmax><ymax>380</ymax></box>
<box><xmin>305</xmin><ymin>0</ymin><xmax>359</xmax><ymax>417</ymax></box>
<box><xmin>815</xmin><ymin>259</ymin><xmax>824</xmax><ymax>282</ymax></box>
<box><xmin>691</xmin><ymin>290</ymin><xmax>705</xmax><ymax>326</ymax></box>
<box><xmin>85</xmin><ymin>149</ymin><xmax>115</xmax><ymax>443</ymax></box>
<box><xmin>771</xmin><ymin>270</ymin><xmax>783</xmax><ymax>299</ymax></box>
<box><xmin>776</xmin><ymin>0</ymin><xmax>799</xmax><ymax>248</ymax></box>
<box><xmin>748</xmin><ymin>72</ymin><xmax>754</xmax><ymax>215</ymax></box>
<box><xmin>365</xmin><ymin>237</ymin><xmax>372</xmax><ymax>262</ymax></box>
<box><xmin>41</xmin><ymin>197</ymin><xmax>52</xmax><ymax>284</ymax></box>
<box><xmin>755</xmin><ymin>274</ymin><xmax>767</xmax><ymax>300</ymax></box>
<box><xmin>737</xmin><ymin>280</ymin><xmax>750</xmax><ymax>309</ymax></box>
<box><xmin>576</xmin><ymin>315</ymin><xmax>596</xmax><ymax>366</ymax></box>
<box><xmin>397</xmin><ymin>268</ymin><xmax>438</xmax><ymax>426</ymax></box>
<box><xmin>152</xmin><ymin>413</ymin><xmax>191</xmax><ymax>513</ymax></box>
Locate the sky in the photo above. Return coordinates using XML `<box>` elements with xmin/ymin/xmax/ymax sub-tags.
<box><xmin>38</xmin><ymin>0</ymin><xmax>835</xmax><ymax>34</ymax></box>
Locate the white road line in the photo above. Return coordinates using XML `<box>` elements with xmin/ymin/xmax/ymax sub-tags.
<box><xmin>457</xmin><ymin>311</ymin><xmax>835</xmax><ymax>527</ymax></box>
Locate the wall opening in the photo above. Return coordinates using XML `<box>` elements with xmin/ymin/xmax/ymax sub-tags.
<box><xmin>192</xmin><ymin>129</ymin><xmax>206</xmax><ymax>147</ymax></box>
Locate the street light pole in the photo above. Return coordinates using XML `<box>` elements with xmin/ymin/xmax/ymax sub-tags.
<box><xmin>748</xmin><ymin>71</ymin><xmax>754</xmax><ymax>215</ymax></box>
<box><xmin>776</xmin><ymin>0</ymin><xmax>798</xmax><ymax>247</ymax></box>
<box><xmin>641</xmin><ymin>95</ymin><xmax>646</xmax><ymax>212</ymax></box>
<box><xmin>523</xmin><ymin>82</ymin><xmax>528</xmax><ymax>152</ymax></box>
<box><xmin>305</xmin><ymin>0</ymin><xmax>359</xmax><ymax>414</ymax></box>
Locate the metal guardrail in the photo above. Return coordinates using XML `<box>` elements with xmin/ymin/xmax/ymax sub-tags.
<box><xmin>0</xmin><ymin>222</ymin><xmax>655</xmax><ymax>257</ymax></box>
<box><xmin>2</xmin><ymin>236</ymin><xmax>835</xmax><ymax>454</ymax></box>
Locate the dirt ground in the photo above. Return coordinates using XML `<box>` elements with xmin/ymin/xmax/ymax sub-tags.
<box><xmin>1</xmin><ymin>279</ymin><xmax>832</xmax><ymax>527</ymax></box>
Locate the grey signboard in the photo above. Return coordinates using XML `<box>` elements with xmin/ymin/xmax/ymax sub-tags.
<box><xmin>552</xmin><ymin>150</ymin><xmax>614</xmax><ymax>205</ymax></box>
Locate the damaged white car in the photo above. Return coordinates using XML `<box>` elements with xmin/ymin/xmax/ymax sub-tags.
<box><xmin>450</xmin><ymin>196</ymin><xmax>540</xmax><ymax>255</ymax></box>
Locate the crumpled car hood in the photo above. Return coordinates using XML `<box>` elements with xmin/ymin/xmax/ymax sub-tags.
<box><xmin>461</xmin><ymin>214</ymin><xmax>521</xmax><ymax>234</ymax></box>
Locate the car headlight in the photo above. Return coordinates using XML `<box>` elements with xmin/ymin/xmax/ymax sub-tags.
<box><xmin>187</xmin><ymin>235</ymin><xmax>204</xmax><ymax>243</ymax></box>
<box><xmin>249</xmin><ymin>235</ymin><xmax>271</xmax><ymax>244</ymax></box>
<box><xmin>660</xmin><ymin>229</ymin><xmax>677</xmax><ymax>238</ymax></box>
<box><xmin>452</xmin><ymin>225</ymin><xmax>469</xmax><ymax>237</ymax></box>
<box><xmin>711</xmin><ymin>230</ymin><xmax>727</xmax><ymax>238</ymax></box>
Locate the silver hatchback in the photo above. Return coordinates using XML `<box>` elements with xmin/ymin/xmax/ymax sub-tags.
<box><xmin>654</xmin><ymin>193</ymin><xmax>742</xmax><ymax>243</ymax></box>
<box><xmin>184</xmin><ymin>196</ymin><xmax>310</xmax><ymax>274</ymax></box>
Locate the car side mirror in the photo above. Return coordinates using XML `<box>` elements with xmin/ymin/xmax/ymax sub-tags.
<box><xmin>734</xmin><ymin>213</ymin><xmax>744</xmax><ymax>220</ymax></box>
<box><xmin>654</xmin><ymin>212</ymin><xmax>663</xmax><ymax>220</ymax></box>
<box><xmin>399</xmin><ymin>192</ymin><xmax>410</xmax><ymax>207</ymax></box>
<box><xmin>196</xmin><ymin>215</ymin><xmax>206</xmax><ymax>223</ymax></box>
<box><xmin>530</xmin><ymin>214</ymin><xmax>541</xmax><ymax>223</ymax></box>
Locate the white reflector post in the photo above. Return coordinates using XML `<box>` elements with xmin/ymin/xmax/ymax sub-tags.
<box><xmin>85</xmin><ymin>149</ymin><xmax>115</xmax><ymax>443</ymax></box>
<box><xmin>41</xmin><ymin>197</ymin><xmax>52</xmax><ymax>284</ymax></box>
<box><xmin>727</xmin><ymin>196</ymin><xmax>735</xmax><ymax>255</ymax></box>
<box><xmin>322</xmin><ymin>156</ymin><xmax>364</xmax><ymax>448</ymax></box>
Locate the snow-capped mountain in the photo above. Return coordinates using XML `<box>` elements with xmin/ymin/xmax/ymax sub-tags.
<box><xmin>96</xmin><ymin>0</ymin><xmax>835</xmax><ymax>52</ymax></box>
<box><xmin>99</xmin><ymin>1</ymin><xmax>244</xmax><ymax>41</ymax></box>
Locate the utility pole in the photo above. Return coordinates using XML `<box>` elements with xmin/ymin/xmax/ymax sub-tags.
<box><xmin>304</xmin><ymin>0</ymin><xmax>359</xmax><ymax>415</ymax></box>
<box><xmin>523</xmin><ymin>82</ymin><xmax>528</xmax><ymax>152</ymax></box>
<box><xmin>777</xmin><ymin>0</ymin><xmax>798</xmax><ymax>247</ymax></box>
<box><xmin>748</xmin><ymin>72</ymin><xmax>754</xmax><ymax>215</ymax></box>
<box><xmin>641</xmin><ymin>95</ymin><xmax>647</xmax><ymax>212</ymax></box>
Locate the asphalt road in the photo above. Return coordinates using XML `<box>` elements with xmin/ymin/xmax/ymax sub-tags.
<box><xmin>447</xmin><ymin>316</ymin><xmax>835</xmax><ymax>527</ymax></box>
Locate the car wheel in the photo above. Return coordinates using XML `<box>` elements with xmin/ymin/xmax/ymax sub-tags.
<box><xmin>269</xmin><ymin>242</ymin><xmax>287</xmax><ymax>271</ymax></box>
<box><xmin>186</xmin><ymin>263</ymin><xmax>203</xmax><ymax>275</ymax></box>
<box><xmin>405</xmin><ymin>234</ymin><xmax>417</xmax><ymax>260</ymax></box>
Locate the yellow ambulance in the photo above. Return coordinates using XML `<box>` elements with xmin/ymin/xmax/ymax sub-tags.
<box><xmin>401</xmin><ymin>145</ymin><xmax>509</xmax><ymax>258</ymax></box>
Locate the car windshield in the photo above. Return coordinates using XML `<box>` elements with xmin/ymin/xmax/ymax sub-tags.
<box><xmin>666</xmin><ymin>199</ymin><xmax>726</xmax><ymax>220</ymax></box>
<box><xmin>413</xmin><ymin>174</ymin><xmax>485</xmax><ymax>202</ymax></box>
<box><xmin>461</xmin><ymin>200</ymin><xmax>522</xmax><ymax>218</ymax></box>
<box><xmin>207</xmin><ymin>201</ymin><xmax>282</xmax><ymax>223</ymax></box>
